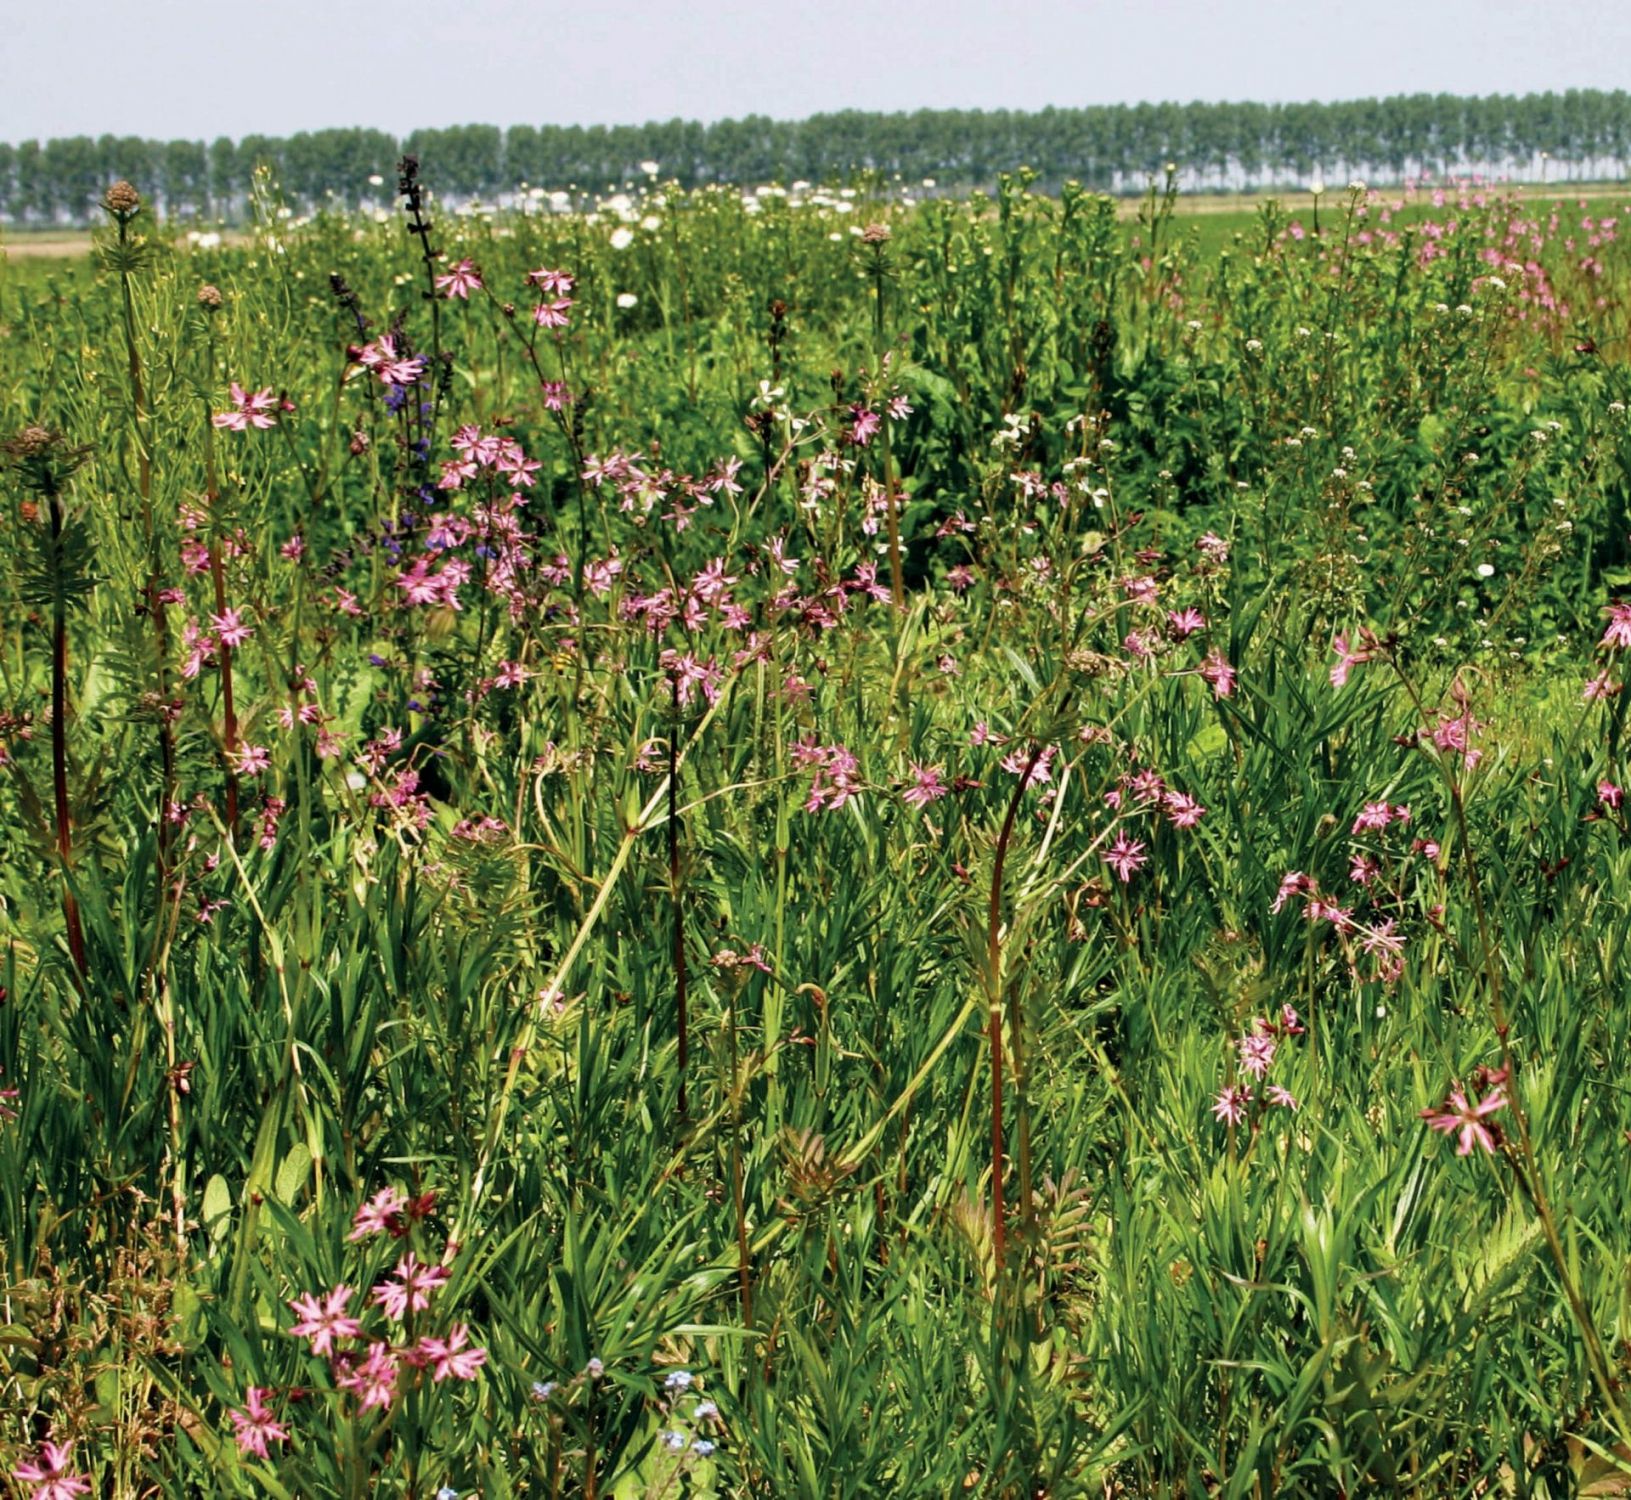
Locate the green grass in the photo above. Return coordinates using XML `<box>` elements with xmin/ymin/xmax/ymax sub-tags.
<box><xmin>1</xmin><ymin>169</ymin><xmax>1631</xmax><ymax>1496</ymax></box>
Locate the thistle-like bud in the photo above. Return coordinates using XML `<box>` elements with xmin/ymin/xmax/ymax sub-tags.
<box><xmin>102</xmin><ymin>180</ymin><xmax>142</xmax><ymax>218</ymax></box>
<box><xmin>197</xmin><ymin>283</ymin><xmax>223</xmax><ymax>311</ymax></box>
<box><xmin>3</xmin><ymin>425</ymin><xmax>91</xmax><ymax>498</ymax></box>
<box><xmin>9</xmin><ymin>425</ymin><xmax>55</xmax><ymax>459</ymax></box>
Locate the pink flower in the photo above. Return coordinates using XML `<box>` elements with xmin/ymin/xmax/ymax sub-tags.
<box><xmin>798</xmin><ymin>740</ymin><xmax>863</xmax><ymax>813</ymax></box>
<box><xmin>1126</xmin><ymin>768</ymin><xmax>1166</xmax><ymax>803</ymax></box>
<box><xmin>12</xmin><ymin>1441</ymin><xmax>90</xmax><ymax>1500</ymax></box>
<box><xmin>416</xmin><ymin>1323</ymin><xmax>488</xmax><ymax>1382</ymax></box>
<box><xmin>232</xmin><ymin>743</ymin><xmax>271</xmax><ymax>777</ymax></box>
<box><xmin>1600</xmin><ymin>780</ymin><xmax>1624</xmax><ymax>810</ymax></box>
<box><xmin>1359</xmin><ymin>918</ymin><xmax>1406</xmax><ymax>958</ymax></box>
<box><xmin>1103</xmin><ymin>833</ymin><xmax>1148</xmax><ymax>883</ymax></box>
<box><xmin>371</xmin><ymin>1253</ymin><xmax>450</xmax><ymax>1322</ymax></box>
<box><xmin>1330</xmin><ymin>633</ymin><xmax>1373</xmax><ymax>688</ymax></box>
<box><xmin>1163</xmin><ymin>791</ymin><xmax>1206</xmax><ymax>827</ymax></box>
<box><xmin>903</xmin><ymin>763</ymin><xmax>948</xmax><ymax>808</ymax></box>
<box><xmin>229</xmin><ymin>1387</ymin><xmax>290</xmax><ymax>1460</ymax></box>
<box><xmin>1306</xmin><ymin>898</ymin><xmax>1353</xmax><ymax>930</ymax></box>
<box><xmin>1198</xmin><ymin>650</ymin><xmax>1236</xmax><ymax>698</ymax></box>
<box><xmin>1422</xmin><ymin>1083</ymin><xmax>1507</xmax><ymax>1155</ymax></box>
<box><xmin>1267</xmin><ymin>1085</ymin><xmax>1299</xmax><ymax>1111</ymax></box>
<box><xmin>526</xmin><ymin>267</ymin><xmax>575</xmax><ymax>295</ymax></box>
<box><xmin>1167</xmin><ymin>607</ymin><xmax>1207</xmax><ymax>638</ymax></box>
<box><xmin>359</xmin><ymin>334</ymin><xmax>427</xmax><ymax>386</ymax></box>
<box><xmin>1351</xmin><ymin>800</ymin><xmax>1393</xmax><ymax>833</ymax></box>
<box><xmin>1271</xmin><ymin>871</ymin><xmax>1316</xmax><ymax>914</ymax></box>
<box><xmin>335</xmin><ymin>1341</ymin><xmax>400</xmax><ymax>1409</ymax></box>
<box><xmin>1237</xmin><ymin>1031</ymin><xmax>1277</xmax><ymax>1078</ymax></box>
<box><xmin>210</xmin><ymin>608</ymin><xmax>254</xmax><ymax>648</ymax></box>
<box><xmin>287</xmin><ymin>1285</ymin><xmax>361</xmax><ymax>1356</ymax></box>
<box><xmin>1601</xmin><ymin>600</ymin><xmax>1631</xmax><ymax>651</ymax></box>
<box><xmin>847</xmin><ymin>407</ymin><xmax>881</xmax><ymax>446</ymax></box>
<box><xmin>213</xmin><ymin>383</ymin><xmax>278</xmax><ymax>432</ymax></box>
<box><xmin>1000</xmin><ymin>743</ymin><xmax>1056</xmax><ymax>788</ymax></box>
<box><xmin>1211</xmin><ymin>1085</ymin><xmax>1251</xmax><ymax>1126</ymax></box>
<box><xmin>532</xmin><ymin>297</ymin><xmax>574</xmax><ymax>328</ymax></box>
<box><xmin>435</xmin><ymin>258</ymin><xmax>483</xmax><ymax>299</ymax></box>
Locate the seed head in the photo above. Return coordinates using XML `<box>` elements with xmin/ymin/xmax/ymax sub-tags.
<box><xmin>102</xmin><ymin>180</ymin><xmax>142</xmax><ymax>217</ymax></box>
<box><xmin>859</xmin><ymin>222</ymin><xmax>891</xmax><ymax>246</ymax></box>
<box><xmin>197</xmin><ymin>284</ymin><xmax>223</xmax><ymax>311</ymax></box>
<box><xmin>9</xmin><ymin>426</ymin><xmax>55</xmax><ymax>459</ymax></box>
<box><xmin>3</xmin><ymin>425</ymin><xmax>92</xmax><ymax>497</ymax></box>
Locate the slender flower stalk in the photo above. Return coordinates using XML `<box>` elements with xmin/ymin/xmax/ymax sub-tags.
<box><xmin>102</xmin><ymin>182</ymin><xmax>181</xmax><ymax>895</ymax></box>
<box><xmin>668</xmin><ymin>685</ymin><xmax>688</xmax><ymax>1120</ymax></box>
<box><xmin>199</xmin><ymin>290</ymin><xmax>241</xmax><ymax>832</ymax></box>
<box><xmin>6</xmin><ymin>427</ymin><xmax>91</xmax><ymax>975</ymax></box>
<box><xmin>988</xmin><ymin>737</ymin><xmax>1047</xmax><ymax>1270</ymax></box>
<box><xmin>862</xmin><ymin>223</ymin><xmax>906</xmax><ymax>609</ymax></box>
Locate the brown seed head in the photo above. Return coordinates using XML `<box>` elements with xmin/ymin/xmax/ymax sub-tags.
<box><xmin>197</xmin><ymin>283</ymin><xmax>223</xmax><ymax>311</ymax></box>
<box><xmin>9</xmin><ymin>425</ymin><xmax>55</xmax><ymax>459</ymax></box>
<box><xmin>103</xmin><ymin>180</ymin><xmax>142</xmax><ymax>216</ymax></box>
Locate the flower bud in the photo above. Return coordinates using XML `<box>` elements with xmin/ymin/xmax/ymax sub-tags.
<box><xmin>102</xmin><ymin>180</ymin><xmax>141</xmax><ymax>216</ymax></box>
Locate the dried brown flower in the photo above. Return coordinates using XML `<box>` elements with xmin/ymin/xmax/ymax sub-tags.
<box><xmin>102</xmin><ymin>180</ymin><xmax>142</xmax><ymax>216</ymax></box>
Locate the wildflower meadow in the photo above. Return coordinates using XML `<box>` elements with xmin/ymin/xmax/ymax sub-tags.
<box><xmin>4</xmin><ymin>159</ymin><xmax>1631</xmax><ymax>1496</ymax></box>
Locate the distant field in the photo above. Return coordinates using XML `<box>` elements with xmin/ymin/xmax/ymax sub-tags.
<box><xmin>3</xmin><ymin>177</ymin><xmax>1625</xmax><ymax>265</ymax></box>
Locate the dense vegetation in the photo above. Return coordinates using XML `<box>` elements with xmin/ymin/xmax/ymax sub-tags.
<box><xmin>3</xmin><ymin>162</ymin><xmax>1631</xmax><ymax>1496</ymax></box>
<box><xmin>4</xmin><ymin>87</ymin><xmax>1631</xmax><ymax>225</ymax></box>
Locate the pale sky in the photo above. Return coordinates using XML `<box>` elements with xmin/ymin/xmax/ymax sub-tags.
<box><xmin>4</xmin><ymin>0</ymin><xmax>1627</xmax><ymax>143</ymax></box>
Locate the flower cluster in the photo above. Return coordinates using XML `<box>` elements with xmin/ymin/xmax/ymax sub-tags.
<box><xmin>1212</xmin><ymin>1007</ymin><xmax>1304</xmax><ymax>1125</ymax></box>
<box><xmin>224</xmin><ymin>1187</ymin><xmax>484</xmax><ymax>1463</ymax></box>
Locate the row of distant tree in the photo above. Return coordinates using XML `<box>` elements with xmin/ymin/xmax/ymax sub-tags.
<box><xmin>2</xmin><ymin>90</ymin><xmax>1628</xmax><ymax>226</ymax></box>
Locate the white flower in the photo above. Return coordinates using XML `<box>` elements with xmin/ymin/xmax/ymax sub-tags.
<box><xmin>616</xmin><ymin>292</ymin><xmax>638</xmax><ymax>309</ymax></box>
<box><xmin>640</xmin><ymin>215</ymin><xmax>661</xmax><ymax>232</ymax></box>
<box><xmin>367</xmin><ymin>173</ymin><xmax>384</xmax><ymax>187</ymax></box>
<box><xmin>639</xmin><ymin>160</ymin><xmax>660</xmax><ymax>176</ymax></box>
<box><xmin>609</xmin><ymin>227</ymin><xmax>635</xmax><ymax>250</ymax></box>
<box><xmin>1476</xmin><ymin>563</ymin><xmax>1496</xmax><ymax>578</ymax></box>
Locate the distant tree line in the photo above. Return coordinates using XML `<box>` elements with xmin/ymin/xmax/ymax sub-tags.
<box><xmin>2</xmin><ymin>90</ymin><xmax>1628</xmax><ymax>226</ymax></box>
